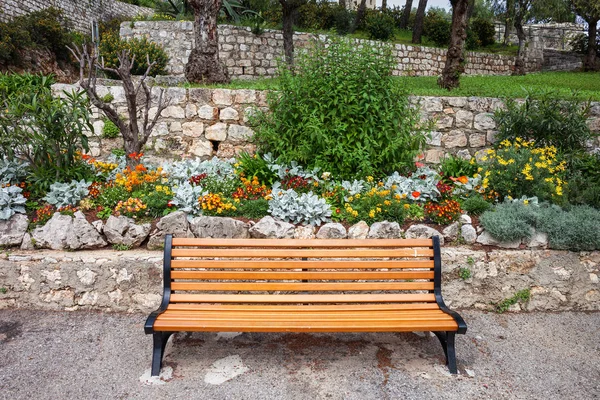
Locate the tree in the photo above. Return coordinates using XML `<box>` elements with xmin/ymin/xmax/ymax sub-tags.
<box><xmin>438</xmin><ymin>0</ymin><xmax>472</xmax><ymax>90</ymax></box>
<box><xmin>280</xmin><ymin>0</ymin><xmax>306</xmax><ymax>66</ymax></box>
<box><xmin>70</xmin><ymin>46</ymin><xmax>169</xmax><ymax>167</ymax></box>
<box><xmin>185</xmin><ymin>0</ymin><xmax>230</xmax><ymax>83</ymax></box>
<box><xmin>412</xmin><ymin>0</ymin><xmax>428</xmax><ymax>43</ymax></box>
<box><xmin>513</xmin><ymin>0</ymin><xmax>532</xmax><ymax>75</ymax></box>
<box><xmin>352</xmin><ymin>0</ymin><xmax>368</xmax><ymax>33</ymax></box>
<box><xmin>572</xmin><ymin>0</ymin><xmax>600</xmax><ymax>71</ymax></box>
<box><xmin>400</xmin><ymin>0</ymin><xmax>413</xmax><ymax>29</ymax></box>
<box><xmin>530</xmin><ymin>0</ymin><xmax>575</xmax><ymax>22</ymax></box>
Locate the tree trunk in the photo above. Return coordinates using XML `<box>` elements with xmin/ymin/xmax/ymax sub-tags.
<box><xmin>400</xmin><ymin>0</ymin><xmax>413</xmax><ymax>29</ymax></box>
<box><xmin>513</xmin><ymin>19</ymin><xmax>526</xmax><ymax>75</ymax></box>
<box><xmin>280</xmin><ymin>0</ymin><xmax>299</xmax><ymax>67</ymax></box>
<box><xmin>185</xmin><ymin>0</ymin><xmax>230</xmax><ymax>83</ymax></box>
<box><xmin>382</xmin><ymin>0</ymin><xmax>387</xmax><ymax>11</ymax></box>
<box><xmin>584</xmin><ymin>18</ymin><xmax>599</xmax><ymax>71</ymax></box>
<box><xmin>352</xmin><ymin>0</ymin><xmax>368</xmax><ymax>32</ymax></box>
<box><xmin>438</xmin><ymin>0</ymin><xmax>470</xmax><ymax>90</ymax></box>
<box><xmin>504</xmin><ymin>0</ymin><xmax>514</xmax><ymax>46</ymax></box>
<box><xmin>411</xmin><ymin>0</ymin><xmax>427</xmax><ymax>44</ymax></box>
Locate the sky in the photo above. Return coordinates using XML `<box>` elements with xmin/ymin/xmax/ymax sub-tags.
<box><xmin>386</xmin><ymin>0</ymin><xmax>451</xmax><ymax>10</ymax></box>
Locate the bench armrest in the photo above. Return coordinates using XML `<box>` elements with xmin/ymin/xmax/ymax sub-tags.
<box><xmin>144</xmin><ymin>234</ymin><xmax>173</xmax><ymax>334</ymax></box>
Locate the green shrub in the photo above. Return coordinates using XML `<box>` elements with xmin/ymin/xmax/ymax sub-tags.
<box><xmin>465</xmin><ymin>28</ymin><xmax>481</xmax><ymax>50</ymax></box>
<box><xmin>0</xmin><ymin>7</ymin><xmax>75</xmax><ymax>66</ymax></box>
<box><xmin>493</xmin><ymin>91</ymin><xmax>595</xmax><ymax>156</ymax></box>
<box><xmin>470</xmin><ymin>18</ymin><xmax>495</xmax><ymax>47</ymax></box>
<box><xmin>0</xmin><ymin>73</ymin><xmax>53</xmax><ymax>99</ymax></box>
<box><xmin>567</xmin><ymin>152</ymin><xmax>600</xmax><ymax>208</ymax></box>
<box><xmin>536</xmin><ymin>205</ymin><xmax>600</xmax><ymax>251</ymax></box>
<box><xmin>480</xmin><ymin>202</ymin><xmax>538</xmax><ymax>242</ymax></box>
<box><xmin>481</xmin><ymin>138</ymin><xmax>568</xmax><ymax>204</ymax></box>
<box><xmin>0</xmin><ymin>85</ymin><xmax>94</xmax><ymax>194</ymax></box>
<box><xmin>102</xmin><ymin>118</ymin><xmax>120</xmax><ymax>139</ymax></box>
<box><xmin>332</xmin><ymin>7</ymin><xmax>354</xmax><ymax>35</ymax></box>
<box><xmin>439</xmin><ymin>155</ymin><xmax>479</xmax><ymax>182</ymax></box>
<box><xmin>462</xmin><ymin>195</ymin><xmax>492</xmax><ymax>216</ymax></box>
<box><xmin>99</xmin><ymin>32</ymin><xmax>169</xmax><ymax>77</ymax></box>
<box><xmin>231</xmin><ymin>198</ymin><xmax>270</xmax><ymax>219</ymax></box>
<box><xmin>423</xmin><ymin>9</ymin><xmax>451</xmax><ymax>47</ymax></box>
<box><xmin>365</xmin><ymin>12</ymin><xmax>395</xmax><ymax>41</ymax></box>
<box><xmin>251</xmin><ymin>38</ymin><xmax>429</xmax><ymax>179</ymax></box>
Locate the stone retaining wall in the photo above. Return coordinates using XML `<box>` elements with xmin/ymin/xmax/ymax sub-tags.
<box><xmin>51</xmin><ymin>83</ymin><xmax>600</xmax><ymax>164</ymax></box>
<box><xmin>0</xmin><ymin>0</ymin><xmax>153</xmax><ymax>33</ymax></box>
<box><xmin>1</xmin><ymin>248</ymin><xmax>598</xmax><ymax>313</ymax></box>
<box><xmin>120</xmin><ymin>22</ymin><xmax>544</xmax><ymax>79</ymax></box>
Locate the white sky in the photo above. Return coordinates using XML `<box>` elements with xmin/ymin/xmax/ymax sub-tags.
<box><xmin>385</xmin><ymin>0</ymin><xmax>451</xmax><ymax>10</ymax></box>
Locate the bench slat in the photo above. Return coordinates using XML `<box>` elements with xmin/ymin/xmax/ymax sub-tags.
<box><xmin>152</xmin><ymin>320</ymin><xmax>458</xmax><ymax>332</ymax></box>
<box><xmin>169</xmin><ymin>293</ymin><xmax>436</xmax><ymax>303</ymax></box>
<box><xmin>170</xmin><ymin>270</ymin><xmax>435</xmax><ymax>280</ymax></box>
<box><xmin>170</xmin><ymin>281</ymin><xmax>434</xmax><ymax>291</ymax></box>
<box><xmin>171</xmin><ymin>248</ymin><xmax>434</xmax><ymax>258</ymax></box>
<box><xmin>166</xmin><ymin>303</ymin><xmax>442</xmax><ymax>311</ymax></box>
<box><xmin>170</xmin><ymin>260</ymin><xmax>434</xmax><ymax>270</ymax></box>
<box><xmin>171</xmin><ymin>238</ymin><xmax>434</xmax><ymax>248</ymax></box>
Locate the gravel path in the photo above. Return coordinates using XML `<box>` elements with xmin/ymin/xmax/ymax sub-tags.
<box><xmin>0</xmin><ymin>310</ymin><xmax>599</xmax><ymax>400</ymax></box>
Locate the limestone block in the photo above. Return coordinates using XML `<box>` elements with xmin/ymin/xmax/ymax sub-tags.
<box><xmin>443</xmin><ymin>131</ymin><xmax>468</xmax><ymax>148</ymax></box>
<box><xmin>182</xmin><ymin>121</ymin><xmax>205</xmax><ymax>137</ymax></box>
<box><xmin>198</xmin><ymin>105</ymin><xmax>218</xmax><ymax>120</ymax></box>
<box><xmin>205</xmin><ymin>123</ymin><xmax>228</xmax><ymax>141</ymax></box>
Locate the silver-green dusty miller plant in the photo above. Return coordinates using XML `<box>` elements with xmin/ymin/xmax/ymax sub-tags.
<box><xmin>0</xmin><ymin>158</ymin><xmax>29</xmax><ymax>185</ymax></box>
<box><xmin>0</xmin><ymin>186</ymin><xmax>27</xmax><ymax>220</ymax></box>
<box><xmin>268</xmin><ymin>187</ymin><xmax>332</xmax><ymax>226</ymax></box>
<box><xmin>163</xmin><ymin>157</ymin><xmax>235</xmax><ymax>185</ymax></box>
<box><xmin>170</xmin><ymin>181</ymin><xmax>206</xmax><ymax>215</ymax></box>
<box><xmin>384</xmin><ymin>167</ymin><xmax>441</xmax><ymax>201</ymax></box>
<box><xmin>43</xmin><ymin>179</ymin><xmax>91</xmax><ymax>209</ymax></box>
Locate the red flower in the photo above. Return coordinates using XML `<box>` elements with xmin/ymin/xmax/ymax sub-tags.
<box><xmin>412</xmin><ymin>191</ymin><xmax>421</xmax><ymax>198</ymax></box>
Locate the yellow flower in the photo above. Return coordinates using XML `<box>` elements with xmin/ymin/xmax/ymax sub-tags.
<box><xmin>348</xmin><ymin>196</ymin><xmax>354</xmax><ymax>202</ymax></box>
<box><xmin>403</xmin><ymin>204</ymin><xmax>410</xmax><ymax>209</ymax></box>
<box><xmin>369</xmin><ymin>210</ymin><xmax>375</xmax><ymax>218</ymax></box>
<box><xmin>384</xmin><ymin>200</ymin><xmax>391</xmax><ymax>206</ymax></box>
<box><xmin>366</xmin><ymin>176</ymin><xmax>374</xmax><ymax>182</ymax></box>
<box><xmin>523</xmin><ymin>200</ymin><xmax>529</xmax><ymax>205</ymax></box>
<box><xmin>355</xmin><ymin>193</ymin><xmax>361</xmax><ymax>199</ymax></box>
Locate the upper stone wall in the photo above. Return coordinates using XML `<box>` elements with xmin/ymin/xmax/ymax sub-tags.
<box><xmin>120</xmin><ymin>22</ymin><xmax>544</xmax><ymax>79</ymax></box>
<box><xmin>0</xmin><ymin>0</ymin><xmax>153</xmax><ymax>33</ymax></box>
<box><xmin>51</xmin><ymin>82</ymin><xmax>600</xmax><ymax>165</ymax></box>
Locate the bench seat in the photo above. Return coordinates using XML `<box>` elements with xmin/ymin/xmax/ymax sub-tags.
<box><xmin>145</xmin><ymin>236</ymin><xmax>467</xmax><ymax>376</ymax></box>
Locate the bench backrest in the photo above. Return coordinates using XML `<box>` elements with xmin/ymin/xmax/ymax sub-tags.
<box><xmin>160</xmin><ymin>236</ymin><xmax>445</xmax><ymax>309</ymax></box>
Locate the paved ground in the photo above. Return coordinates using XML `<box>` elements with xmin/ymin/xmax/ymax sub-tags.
<box><xmin>0</xmin><ymin>310</ymin><xmax>599</xmax><ymax>400</ymax></box>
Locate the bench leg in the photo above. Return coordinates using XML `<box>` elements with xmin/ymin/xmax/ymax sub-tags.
<box><xmin>151</xmin><ymin>332</ymin><xmax>173</xmax><ymax>377</ymax></box>
<box><xmin>433</xmin><ymin>331</ymin><xmax>458</xmax><ymax>374</ymax></box>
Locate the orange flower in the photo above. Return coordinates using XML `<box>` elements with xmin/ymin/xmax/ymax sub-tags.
<box><xmin>458</xmin><ymin>176</ymin><xmax>468</xmax><ymax>184</ymax></box>
<box><xmin>412</xmin><ymin>191</ymin><xmax>421</xmax><ymax>198</ymax></box>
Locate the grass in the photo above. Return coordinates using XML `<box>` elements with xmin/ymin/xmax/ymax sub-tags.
<box><xmin>185</xmin><ymin>72</ymin><xmax>600</xmax><ymax>101</ymax></box>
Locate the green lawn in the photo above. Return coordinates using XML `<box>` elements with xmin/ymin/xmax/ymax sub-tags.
<box><xmin>186</xmin><ymin>72</ymin><xmax>600</xmax><ymax>101</ymax></box>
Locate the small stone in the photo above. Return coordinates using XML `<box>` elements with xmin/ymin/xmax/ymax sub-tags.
<box><xmin>316</xmin><ymin>223</ymin><xmax>347</xmax><ymax>239</ymax></box>
<box><xmin>523</xmin><ymin>231</ymin><xmax>548</xmax><ymax>248</ymax></box>
<box><xmin>213</xmin><ymin>89</ymin><xmax>233</xmax><ymax>106</ymax></box>
<box><xmin>368</xmin><ymin>221</ymin><xmax>402</xmax><ymax>239</ymax></box>
<box><xmin>182</xmin><ymin>122</ymin><xmax>204</xmax><ymax>137</ymax></box>
<box><xmin>189</xmin><ymin>139</ymin><xmax>213</xmax><ymax>158</ymax></box>
<box><xmin>0</xmin><ymin>213</ymin><xmax>28</xmax><ymax>246</ymax></box>
<box><xmin>294</xmin><ymin>225</ymin><xmax>316</xmax><ymax>239</ymax></box>
<box><xmin>476</xmin><ymin>231</ymin><xmax>521</xmax><ymax>248</ymax></box>
<box><xmin>20</xmin><ymin>232</ymin><xmax>35</xmax><ymax>250</ymax></box>
<box><xmin>461</xmin><ymin>225</ymin><xmax>477</xmax><ymax>244</ymax></box>
<box><xmin>442</xmin><ymin>222</ymin><xmax>460</xmax><ymax>241</ymax></box>
<box><xmin>405</xmin><ymin>224</ymin><xmax>444</xmax><ymax>245</ymax></box>
<box><xmin>92</xmin><ymin>220</ymin><xmax>103</xmax><ymax>234</ymax></box>
<box><xmin>103</xmin><ymin>215</ymin><xmax>151</xmax><ymax>247</ymax></box>
<box><xmin>590</xmin><ymin>273</ymin><xmax>599</xmax><ymax>284</ymax></box>
<box><xmin>348</xmin><ymin>221</ymin><xmax>369</xmax><ymax>240</ymax></box>
<box><xmin>185</xmin><ymin>104</ymin><xmax>197</xmax><ymax>118</ymax></box>
<box><xmin>249</xmin><ymin>216</ymin><xmax>294</xmax><ymax>239</ymax></box>
<box><xmin>198</xmin><ymin>105</ymin><xmax>218</xmax><ymax>120</ymax></box>
<box><xmin>459</xmin><ymin>215</ymin><xmax>472</xmax><ymax>225</ymax></box>
<box><xmin>205</xmin><ymin>123</ymin><xmax>228</xmax><ymax>141</ymax></box>
<box><xmin>220</xmin><ymin>107</ymin><xmax>239</xmax><ymax>121</ymax></box>
<box><xmin>189</xmin><ymin>216</ymin><xmax>250</xmax><ymax>239</ymax></box>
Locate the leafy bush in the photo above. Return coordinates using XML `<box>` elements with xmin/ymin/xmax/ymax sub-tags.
<box><xmin>481</xmin><ymin>202</ymin><xmax>600</xmax><ymax>251</ymax></box>
<box><xmin>235</xmin><ymin>152</ymin><xmax>279</xmax><ymax>186</ymax></box>
<box><xmin>461</xmin><ymin>195</ymin><xmax>492</xmax><ymax>216</ymax></box>
<box><xmin>469</xmin><ymin>18</ymin><xmax>495</xmax><ymax>47</ymax></box>
<box><xmin>269</xmin><ymin>189</ymin><xmax>332</xmax><ymax>226</ymax></box>
<box><xmin>493</xmin><ymin>91</ymin><xmax>595</xmax><ymax>155</ymax></box>
<box><xmin>252</xmin><ymin>38</ymin><xmax>429</xmax><ymax>179</ymax></box>
<box><xmin>0</xmin><ymin>72</ymin><xmax>53</xmax><ymax>99</ymax></box>
<box><xmin>99</xmin><ymin>32</ymin><xmax>169</xmax><ymax>77</ymax></box>
<box><xmin>365</xmin><ymin>12</ymin><xmax>395</xmax><ymax>41</ymax></box>
<box><xmin>480</xmin><ymin>138</ymin><xmax>568</xmax><ymax>204</ymax></box>
<box><xmin>230</xmin><ymin>198</ymin><xmax>270</xmax><ymax>219</ymax></box>
<box><xmin>0</xmin><ymin>186</ymin><xmax>27</xmax><ymax>220</ymax></box>
<box><xmin>332</xmin><ymin>7</ymin><xmax>354</xmax><ymax>35</ymax></box>
<box><xmin>102</xmin><ymin>118</ymin><xmax>120</xmax><ymax>139</ymax></box>
<box><xmin>569</xmin><ymin>32</ymin><xmax>600</xmax><ymax>56</ymax></box>
<box><xmin>0</xmin><ymin>8</ymin><xmax>75</xmax><ymax>66</ymax></box>
<box><xmin>0</xmin><ymin>85</ymin><xmax>95</xmax><ymax>194</ymax></box>
<box><xmin>423</xmin><ymin>9</ymin><xmax>451</xmax><ymax>47</ymax></box>
<box><xmin>439</xmin><ymin>155</ymin><xmax>479</xmax><ymax>182</ymax></box>
<box><xmin>536</xmin><ymin>205</ymin><xmax>600</xmax><ymax>251</ymax></box>
<box><xmin>480</xmin><ymin>202</ymin><xmax>538</xmax><ymax>242</ymax></box>
<box><xmin>567</xmin><ymin>152</ymin><xmax>600</xmax><ymax>208</ymax></box>
<box><xmin>43</xmin><ymin>180</ymin><xmax>91</xmax><ymax>208</ymax></box>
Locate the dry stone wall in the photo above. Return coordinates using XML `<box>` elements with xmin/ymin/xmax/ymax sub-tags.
<box><xmin>51</xmin><ymin>83</ymin><xmax>600</xmax><ymax>164</ymax></box>
<box><xmin>120</xmin><ymin>22</ymin><xmax>543</xmax><ymax>79</ymax></box>
<box><xmin>1</xmin><ymin>248</ymin><xmax>598</xmax><ymax>313</ymax></box>
<box><xmin>0</xmin><ymin>0</ymin><xmax>153</xmax><ymax>33</ymax></box>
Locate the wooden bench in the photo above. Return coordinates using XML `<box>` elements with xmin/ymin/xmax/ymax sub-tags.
<box><xmin>145</xmin><ymin>235</ymin><xmax>467</xmax><ymax>376</ymax></box>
